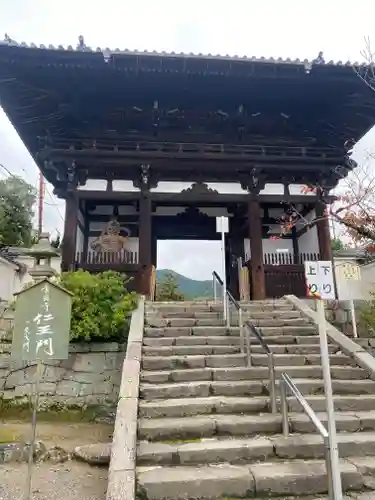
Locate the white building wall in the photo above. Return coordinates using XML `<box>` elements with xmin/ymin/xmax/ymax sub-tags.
<box><xmin>0</xmin><ymin>258</ymin><xmax>22</xmax><ymax>302</ymax></box>
<box><xmin>244</xmin><ymin>238</ymin><xmax>294</xmax><ymax>261</ymax></box>
<box><xmin>298</xmin><ymin>226</ymin><xmax>319</xmax><ymax>255</ymax></box>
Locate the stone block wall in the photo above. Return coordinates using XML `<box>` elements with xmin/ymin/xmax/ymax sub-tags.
<box><xmin>303</xmin><ymin>298</ymin><xmax>371</xmax><ymax>338</ymax></box>
<box><xmin>0</xmin><ymin>310</ymin><xmax>125</xmax><ymax>409</ymax></box>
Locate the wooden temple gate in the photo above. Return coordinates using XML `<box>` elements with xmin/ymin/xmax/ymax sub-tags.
<box><xmin>0</xmin><ymin>43</ymin><xmax>370</xmax><ymax>300</ymax></box>
<box><xmin>245</xmin><ymin>252</ymin><xmax>320</xmax><ymax>299</ymax></box>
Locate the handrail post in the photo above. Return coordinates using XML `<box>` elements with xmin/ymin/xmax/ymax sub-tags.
<box><xmin>213</xmin><ymin>275</ymin><xmax>217</xmax><ymax>301</ymax></box>
<box><xmin>245</xmin><ymin>323</ymin><xmax>251</xmax><ymax>366</ymax></box>
<box><xmin>280</xmin><ymin>378</ymin><xmax>289</xmax><ymax>436</ymax></box>
<box><xmin>268</xmin><ymin>352</ymin><xmax>277</xmax><ymax>414</ymax></box>
<box><xmin>324</xmin><ymin>436</ymin><xmax>334</xmax><ymax>500</ymax></box>
<box><xmin>226</xmin><ymin>297</ymin><xmax>231</xmax><ymax>329</ymax></box>
<box><xmin>239</xmin><ymin>308</ymin><xmax>245</xmax><ymax>354</ymax></box>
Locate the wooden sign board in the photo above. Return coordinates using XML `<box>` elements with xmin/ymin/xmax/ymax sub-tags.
<box><xmin>12</xmin><ymin>279</ymin><xmax>72</xmax><ymax>361</ymax></box>
<box><xmin>339</xmin><ymin>262</ymin><xmax>361</xmax><ymax>281</ymax></box>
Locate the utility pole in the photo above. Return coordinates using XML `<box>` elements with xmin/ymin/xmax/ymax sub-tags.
<box><xmin>38</xmin><ymin>172</ymin><xmax>45</xmax><ymax>236</ymax></box>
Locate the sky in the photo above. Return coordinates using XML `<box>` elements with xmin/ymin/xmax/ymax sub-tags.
<box><xmin>1</xmin><ymin>0</ymin><xmax>375</xmax><ymax>280</ymax></box>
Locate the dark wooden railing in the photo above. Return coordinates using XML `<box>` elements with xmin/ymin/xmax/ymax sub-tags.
<box><xmin>75</xmin><ymin>250</ymin><xmax>139</xmax><ymax>266</ymax></box>
<box><xmin>263</xmin><ymin>252</ymin><xmax>320</xmax><ymax>265</ymax></box>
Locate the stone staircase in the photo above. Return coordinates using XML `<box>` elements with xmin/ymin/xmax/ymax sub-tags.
<box><xmin>136</xmin><ymin>299</ymin><xmax>375</xmax><ymax>499</ymax></box>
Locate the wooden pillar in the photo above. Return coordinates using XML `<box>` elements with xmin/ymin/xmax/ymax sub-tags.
<box><xmin>227</xmin><ymin>236</ymin><xmax>244</xmax><ymax>300</ymax></box>
<box><xmin>138</xmin><ymin>194</ymin><xmax>152</xmax><ymax>296</ymax></box>
<box><xmin>291</xmin><ymin>227</ymin><xmax>299</xmax><ymax>264</ymax></box>
<box><xmin>83</xmin><ymin>215</ymin><xmax>89</xmax><ymax>263</ymax></box>
<box><xmin>151</xmin><ymin>235</ymin><xmax>157</xmax><ymax>267</ymax></box>
<box><xmin>315</xmin><ymin>200</ymin><xmax>332</xmax><ymax>261</ymax></box>
<box><xmin>248</xmin><ymin>198</ymin><xmax>266</xmax><ymax>300</ymax></box>
<box><xmin>61</xmin><ymin>192</ymin><xmax>78</xmax><ymax>272</ymax></box>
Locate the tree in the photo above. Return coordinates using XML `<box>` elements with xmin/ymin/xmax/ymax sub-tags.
<box><xmin>331</xmin><ymin>238</ymin><xmax>345</xmax><ymax>251</ymax></box>
<box><xmin>0</xmin><ymin>176</ymin><xmax>37</xmax><ymax>247</ymax></box>
<box><xmin>156</xmin><ymin>271</ymin><xmax>185</xmax><ymax>301</ymax></box>
<box><xmin>275</xmin><ymin>158</ymin><xmax>375</xmax><ymax>246</ymax></box>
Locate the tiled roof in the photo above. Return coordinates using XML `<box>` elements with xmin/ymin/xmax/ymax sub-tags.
<box><xmin>0</xmin><ymin>37</ymin><xmax>369</xmax><ymax>67</ymax></box>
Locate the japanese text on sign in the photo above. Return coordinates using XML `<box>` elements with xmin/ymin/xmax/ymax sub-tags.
<box><xmin>304</xmin><ymin>261</ymin><xmax>336</xmax><ymax>300</ymax></box>
<box><xmin>340</xmin><ymin>262</ymin><xmax>361</xmax><ymax>281</ymax></box>
<box><xmin>23</xmin><ymin>283</ymin><xmax>55</xmax><ymax>358</ymax></box>
<box><xmin>12</xmin><ymin>279</ymin><xmax>72</xmax><ymax>362</ymax></box>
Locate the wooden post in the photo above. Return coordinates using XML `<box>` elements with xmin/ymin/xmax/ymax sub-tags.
<box><xmin>315</xmin><ymin>200</ymin><xmax>333</xmax><ymax>261</ymax></box>
<box><xmin>61</xmin><ymin>192</ymin><xmax>78</xmax><ymax>272</ymax></box>
<box><xmin>248</xmin><ymin>198</ymin><xmax>266</xmax><ymax>300</ymax></box>
<box><xmin>138</xmin><ymin>194</ymin><xmax>152</xmax><ymax>296</ymax></box>
<box><xmin>291</xmin><ymin>227</ymin><xmax>299</xmax><ymax>264</ymax></box>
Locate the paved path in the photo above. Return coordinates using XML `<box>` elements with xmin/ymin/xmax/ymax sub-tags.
<box><xmin>0</xmin><ymin>461</ymin><xmax>107</xmax><ymax>500</ymax></box>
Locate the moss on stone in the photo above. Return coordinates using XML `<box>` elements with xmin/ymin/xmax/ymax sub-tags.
<box><xmin>0</xmin><ymin>427</ymin><xmax>21</xmax><ymax>443</ymax></box>
<box><xmin>0</xmin><ymin>398</ymin><xmax>105</xmax><ymax>423</ymax></box>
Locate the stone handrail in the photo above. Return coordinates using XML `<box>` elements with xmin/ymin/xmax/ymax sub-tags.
<box><xmin>106</xmin><ymin>295</ymin><xmax>145</xmax><ymax>500</ymax></box>
<box><xmin>284</xmin><ymin>295</ymin><xmax>375</xmax><ymax>378</ymax></box>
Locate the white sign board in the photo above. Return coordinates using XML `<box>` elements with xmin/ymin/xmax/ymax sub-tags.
<box><xmin>304</xmin><ymin>261</ymin><xmax>336</xmax><ymax>300</ymax></box>
<box><xmin>216</xmin><ymin>216</ymin><xmax>229</xmax><ymax>234</ymax></box>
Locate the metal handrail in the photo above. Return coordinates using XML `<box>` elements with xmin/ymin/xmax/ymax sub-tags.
<box><xmin>212</xmin><ymin>270</ymin><xmax>277</xmax><ymax>414</ymax></box>
<box><xmin>280</xmin><ymin>372</ymin><xmax>333</xmax><ymax>500</ymax></box>
<box><xmin>244</xmin><ymin>320</ymin><xmax>277</xmax><ymax>414</ymax></box>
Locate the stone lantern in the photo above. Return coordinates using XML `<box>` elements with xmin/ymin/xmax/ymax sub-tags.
<box><xmin>26</xmin><ymin>232</ymin><xmax>59</xmax><ymax>280</ymax></box>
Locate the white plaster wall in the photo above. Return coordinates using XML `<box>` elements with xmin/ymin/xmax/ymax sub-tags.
<box><xmin>151</xmin><ymin>181</ymin><xmax>316</xmax><ymax>196</ymax></box>
<box><xmin>244</xmin><ymin>238</ymin><xmax>295</xmax><ymax>261</ymax></box>
<box><xmin>0</xmin><ymin>256</ymin><xmax>63</xmax><ymax>302</ymax></box>
<box><xmin>334</xmin><ymin>258</ymin><xmax>375</xmax><ymax>301</ymax></box>
<box><xmin>78</xmin><ymin>179</ymin><xmax>108</xmax><ymax>191</ymax></box>
<box><xmin>0</xmin><ymin>259</ymin><xmax>22</xmax><ymax>302</ymax></box>
<box><xmin>298</xmin><ymin>225</ymin><xmax>319</xmax><ymax>255</ymax></box>
<box><xmin>76</xmin><ymin>226</ymin><xmax>84</xmax><ymax>253</ymax></box>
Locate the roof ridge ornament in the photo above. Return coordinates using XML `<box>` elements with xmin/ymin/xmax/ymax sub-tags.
<box><xmin>2</xmin><ymin>33</ymin><xmax>17</xmax><ymax>46</ymax></box>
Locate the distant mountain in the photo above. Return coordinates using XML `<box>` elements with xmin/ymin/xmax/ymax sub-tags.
<box><xmin>156</xmin><ymin>269</ymin><xmax>213</xmax><ymax>299</ymax></box>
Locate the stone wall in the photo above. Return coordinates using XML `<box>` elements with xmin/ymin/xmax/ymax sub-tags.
<box><xmin>303</xmin><ymin>298</ymin><xmax>371</xmax><ymax>338</ymax></box>
<box><xmin>0</xmin><ymin>310</ymin><xmax>125</xmax><ymax>410</ymax></box>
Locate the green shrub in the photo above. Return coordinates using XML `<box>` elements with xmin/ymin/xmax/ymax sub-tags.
<box><xmin>156</xmin><ymin>271</ymin><xmax>185</xmax><ymax>301</ymax></box>
<box><xmin>59</xmin><ymin>270</ymin><xmax>137</xmax><ymax>342</ymax></box>
<box><xmin>359</xmin><ymin>295</ymin><xmax>375</xmax><ymax>337</ymax></box>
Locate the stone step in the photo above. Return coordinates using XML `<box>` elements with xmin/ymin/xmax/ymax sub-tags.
<box><xmin>251</xmin><ymin>353</ymin><xmax>353</xmax><ymax>366</ymax></box>
<box><xmin>138</xmin><ymin>395</ymin><xmax>375</xmax><ymax>419</ymax></box>
<box><xmin>140</xmin><ymin>380</ymin><xmax>264</xmax><ymax>400</ymax></box>
<box><xmin>144</xmin><ymin>325</ymin><xmax>317</xmax><ymax>338</ymax></box>
<box><xmin>143</xmin><ymin>334</ymin><xmax>322</xmax><ymax>347</ymax></box>
<box><xmin>144</xmin><ymin>326</ymin><xmax>232</xmax><ymax>338</ymax></box>
<box><xmin>141</xmin><ymin>353</ymin><xmax>247</xmax><ymax>370</ymax></box>
<box><xmin>138</xmin><ymin>431</ymin><xmax>375</xmax><ymax>466</ymax></box>
<box><xmin>136</xmin><ymin>457</ymin><xmax>364</xmax><ymax>499</ymax></box>
<box><xmin>140</xmin><ymin>365</ymin><xmax>368</xmax><ymax>384</ymax></box>
<box><xmin>139</xmin><ymin>379</ymin><xmax>375</xmax><ymax>400</ymax></box>
<box><xmin>141</xmin><ymin>352</ymin><xmax>353</xmax><ymax>370</ymax></box>
<box><xmin>142</xmin><ymin>345</ymin><xmax>242</xmax><ymax>356</ymax></box>
<box><xmin>142</xmin><ymin>343</ymin><xmax>338</xmax><ymax>356</ymax></box>
<box><xmin>138</xmin><ymin>410</ymin><xmax>375</xmax><ymax>441</ymax></box>
<box><xmin>146</xmin><ymin>311</ymin><xmax>222</xmax><ymax>319</ymax></box>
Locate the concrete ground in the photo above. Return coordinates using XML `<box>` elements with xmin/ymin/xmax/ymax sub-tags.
<box><xmin>0</xmin><ymin>461</ymin><xmax>107</xmax><ymax>500</ymax></box>
<box><xmin>0</xmin><ymin>419</ymin><xmax>111</xmax><ymax>499</ymax></box>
